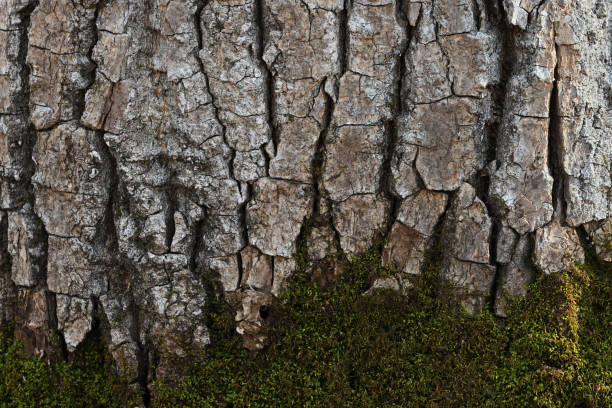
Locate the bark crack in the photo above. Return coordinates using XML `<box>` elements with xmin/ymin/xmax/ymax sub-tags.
<box><xmin>547</xmin><ymin>40</ymin><xmax>567</xmax><ymax>224</ymax></box>
<box><xmin>380</xmin><ymin>1</ymin><xmax>411</xmax><ymax>237</ymax></box>
<box><xmin>482</xmin><ymin>4</ymin><xmax>515</xmax><ymax>311</ymax></box>
<box><xmin>255</xmin><ymin>0</ymin><xmax>277</xmax><ymax>164</ymax></box>
<box><xmin>11</xmin><ymin>0</ymin><xmax>63</xmax><ymax>359</ymax></box>
<box><xmin>80</xmin><ymin>3</ymin><xmax>151</xmax><ymax>403</ymax></box>
<box><xmin>312</xmin><ymin>78</ymin><xmax>334</xmax><ymax>216</ymax></box>
<box><xmin>195</xmin><ymin>1</ymin><xmax>235</xmax><ymax>182</ymax></box>
<box><xmin>338</xmin><ymin>0</ymin><xmax>351</xmax><ymax>76</ymax></box>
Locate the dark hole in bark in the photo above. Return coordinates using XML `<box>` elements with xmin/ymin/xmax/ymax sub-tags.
<box><xmin>259</xmin><ymin>304</ymin><xmax>270</xmax><ymax>320</ymax></box>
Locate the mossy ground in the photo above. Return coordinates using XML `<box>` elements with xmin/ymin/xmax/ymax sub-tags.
<box><xmin>0</xmin><ymin>248</ymin><xmax>610</xmax><ymax>407</ymax></box>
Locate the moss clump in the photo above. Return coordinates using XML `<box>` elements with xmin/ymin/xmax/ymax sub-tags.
<box><xmin>153</xmin><ymin>250</ymin><xmax>611</xmax><ymax>408</ymax></box>
<box><xmin>0</xmin><ymin>322</ymin><xmax>137</xmax><ymax>407</ymax></box>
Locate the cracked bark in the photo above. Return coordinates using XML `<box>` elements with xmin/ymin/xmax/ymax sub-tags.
<box><xmin>0</xmin><ymin>0</ymin><xmax>610</xmax><ymax>395</ymax></box>
<box><xmin>0</xmin><ymin>0</ymin><xmax>64</xmax><ymax>361</ymax></box>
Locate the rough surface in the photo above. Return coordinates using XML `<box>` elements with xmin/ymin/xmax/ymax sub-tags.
<box><xmin>0</xmin><ymin>0</ymin><xmax>609</xmax><ymax>400</ymax></box>
<box><xmin>488</xmin><ymin>4</ymin><xmax>556</xmax><ymax>235</ymax></box>
<box><xmin>584</xmin><ymin>218</ymin><xmax>611</xmax><ymax>263</ymax></box>
<box><xmin>441</xmin><ymin>183</ymin><xmax>496</xmax><ymax>313</ymax></box>
<box><xmin>383</xmin><ymin>190</ymin><xmax>447</xmax><ymax>277</ymax></box>
<box><xmin>534</xmin><ymin>220</ymin><xmax>585</xmax><ymax>275</ymax></box>
<box><xmin>247</xmin><ymin>178</ymin><xmax>312</xmax><ymax>257</ymax></box>
<box><xmin>494</xmin><ymin>234</ymin><xmax>535</xmax><ymax>318</ymax></box>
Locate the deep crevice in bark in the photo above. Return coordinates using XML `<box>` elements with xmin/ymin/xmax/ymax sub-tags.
<box><xmin>238</xmin><ymin>182</ymin><xmax>253</xmax><ymax>279</ymax></box>
<box><xmin>129</xmin><ymin>295</ymin><xmax>151</xmax><ymax>408</ymax></box>
<box><xmin>269</xmin><ymin>255</ymin><xmax>275</xmax><ymax>291</ymax></box>
<box><xmin>486</xmin><ymin>219</ymin><xmax>503</xmax><ymax>315</ymax></box>
<box><xmin>94</xmin><ymin>129</ymin><xmax>121</xmax><ymax>259</ymax></box>
<box><xmin>163</xmin><ymin>186</ymin><xmax>177</xmax><ymax>251</ymax></box>
<box><xmin>483</xmin><ymin>4</ymin><xmax>517</xmax><ymax>312</ymax></box>
<box><xmin>312</xmin><ymin>78</ymin><xmax>334</xmax><ymax>217</ymax></box>
<box><xmin>547</xmin><ymin>42</ymin><xmax>567</xmax><ymax>224</ymax></box>
<box><xmin>76</xmin><ymin>3</ymin><xmax>101</xmax><ymax>122</ymax></box>
<box><xmin>11</xmin><ymin>0</ymin><xmax>65</xmax><ymax>360</ymax></box>
<box><xmin>0</xmin><ymin>213</ymin><xmax>16</xmax><ymax>324</ymax></box>
<box><xmin>338</xmin><ymin>0</ymin><xmax>351</xmax><ymax>76</ymax></box>
<box><xmin>13</xmin><ymin>0</ymin><xmax>39</xmax><ymax>202</ymax></box>
<box><xmin>255</xmin><ymin>0</ymin><xmax>278</xmax><ymax>161</ymax></box>
<box><xmin>381</xmin><ymin>117</ymin><xmax>401</xmax><ymax>233</ymax></box>
<box><xmin>471</xmin><ymin>0</ymin><xmax>482</xmax><ymax>31</ymax></box>
<box><xmin>189</xmin><ymin>215</ymin><xmax>206</xmax><ymax>275</ymax></box>
<box><xmin>380</xmin><ymin>0</ymin><xmax>412</xmax><ymax>238</ymax></box>
<box><xmin>236</xmin><ymin>251</ymin><xmax>245</xmax><ymax>293</ymax></box>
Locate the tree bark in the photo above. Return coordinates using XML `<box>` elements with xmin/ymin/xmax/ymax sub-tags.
<box><xmin>0</xmin><ymin>0</ymin><xmax>610</xmax><ymax>395</ymax></box>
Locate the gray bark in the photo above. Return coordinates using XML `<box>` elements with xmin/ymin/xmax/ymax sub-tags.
<box><xmin>0</xmin><ymin>0</ymin><xmax>610</xmax><ymax>397</ymax></box>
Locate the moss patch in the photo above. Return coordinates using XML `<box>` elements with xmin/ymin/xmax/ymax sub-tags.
<box><xmin>0</xmin><ymin>321</ymin><xmax>136</xmax><ymax>407</ymax></box>
<box><xmin>0</xmin><ymin>251</ymin><xmax>610</xmax><ymax>407</ymax></box>
<box><xmin>153</xmin><ymin>250</ymin><xmax>610</xmax><ymax>408</ymax></box>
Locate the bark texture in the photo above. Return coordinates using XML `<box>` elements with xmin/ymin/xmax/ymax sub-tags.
<box><xmin>0</xmin><ymin>0</ymin><xmax>610</xmax><ymax>398</ymax></box>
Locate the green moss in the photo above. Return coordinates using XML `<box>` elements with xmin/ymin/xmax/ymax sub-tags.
<box><xmin>153</xmin><ymin>250</ymin><xmax>611</xmax><ymax>408</ymax></box>
<box><xmin>0</xmin><ymin>323</ymin><xmax>137</xmax><ymax>407</ymax></box>
<box><xmin>1</xmin><ymin>249</ymin><xmax>610</xmax><ymax>407</ymax></box>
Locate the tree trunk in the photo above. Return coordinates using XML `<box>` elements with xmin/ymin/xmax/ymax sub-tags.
<box><xmin>0</xmin><ymin>0</ymin><xmax>610</xmax><ymax>395</ymax></box>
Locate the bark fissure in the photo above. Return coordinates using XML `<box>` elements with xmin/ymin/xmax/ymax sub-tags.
<box><xmin>0</xmin><ymin>214</ymin><xmax>15</xmax><ymax>324</ymax></box>
<box><xmin>14</xmin><ymin>1</ymin><xmax>40</xmax><ymax>198</ymax></box>
<box><xmin>195</xmin><ymin>1</ymin><xmax>235</xmax><ymax>182</ymax></box>
<box><xmin>163</xmin><ymin>186</ymin><xmax>177</xmax><ymax>251</ymax></box>
<box><xmin>338</xmin><ymin>0</ymin><xmax>351</xmax><ymax>76</ymax></box>
<box><xmin>94</xmin><ymin>129</ymin><xmax>120</xmax><ymax>258</ymax></box>
<box><xmin>312</xmin><ymin>79</ymin><xmax>335</xmax><ymax>216</ymax></box>
<box><xmin>486</xmin><ymin>7</ymin><xmax>515</xmax><ymax>313</ymax></box>
<box><xmin>129</xmin><ymin>293</ymin><xmax>151</xmax><ymax>408</ymax></box>
<box><xmin>189</xmin><ymin>216</ymin><xmax>205</xmax><ymax>274</ymax></box>
<box><xmin>238</xmin><ymin>182</ymin><xmax>253</xmax><ymax>263</ymax></box>
<box><xmin>471</xmin><ymin>0</ymin><xmax>482</xmax><ymax>31</ymax></box>
<box><xmin>381</xmin><ymin>1</ymin><xmax>412</xmax><ymax>237</ymax></box>
<box><xmin>547</xmin><ymin>42</ymin><xmax>566</xmax><ymax>223</ymax></box>
<box><xmin>82</xmin><ymin>4</ymin><xmax>121</xmax><ymax>262</ymax></box>
<box><xmin>255</xmin><ymin>0</ymin><xmax>277</xmax><ymax>162</ymax></box>
<box><xmin>7</xmin><ymin>0</ymin><xmax>68</xmax><ymax>362</ymax></box>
